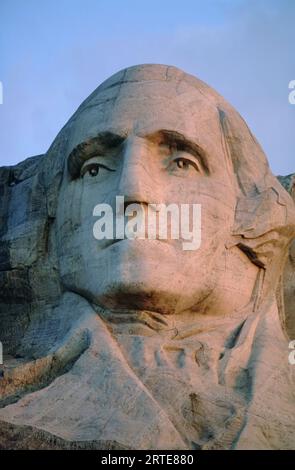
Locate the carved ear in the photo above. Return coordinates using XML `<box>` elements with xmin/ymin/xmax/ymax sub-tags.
<box><xmin>218</xmin><ymin>106</ymin><xmax>295</xmax><ymax>269</ymax></box>
<box><xmin>226</xmin><ymin>186</ymin><xmax>295</xmax><ymax>270</ymax></box>
<box><xmin>225</xmin><ymin>186</ymin><xmax>294</xmax><ymax>327</ymax></box>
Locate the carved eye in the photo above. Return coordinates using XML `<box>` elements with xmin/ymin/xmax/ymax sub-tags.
<box><xmin>80</xmin><ymin>160</ymin><xmax>115</xmax><ymax>178</ymax></box>
<box><xmin>171</xmin><ymin>157</ymin><xmax>200</xmax><ymax>174</ymax></box>
<box><xmin>89</xmin><ymin>166</ymin><xmax>99</xmax><ymax>177</ymax></box>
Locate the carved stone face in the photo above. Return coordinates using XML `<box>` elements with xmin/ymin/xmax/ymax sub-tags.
<box><xmin>55</xmin><ymin>70</ymin><xmax>258</xmax><ymax>317</ymax></box>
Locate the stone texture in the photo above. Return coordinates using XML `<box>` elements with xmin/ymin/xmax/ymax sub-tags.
<box><xmin>0</xmin><ymin>64</ymin><xmax>294</xmax><ymax>450</ymax></box>
<box><xmin>279</xmin><ymin>174</ymin><xmax>295</xmax><ymax>339</ymax></box>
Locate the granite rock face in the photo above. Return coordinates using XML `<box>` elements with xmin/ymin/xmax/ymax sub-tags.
<box><xmin>0</xmin><ymin>64</ymin><xmax>295</xmax><ymax>450</ymax></box>
<box><xmin>278</xmin><ymin>174</ymin><xmax>295</xmax><ymax>340</ymax></box>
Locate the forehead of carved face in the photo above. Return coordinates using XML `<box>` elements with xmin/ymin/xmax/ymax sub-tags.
<box><xmin>55</xmin><ymin>69</ymin><xmax>258</xmax><ymax>316</ymax></box>
<box><xmin>67</xmin><ymin>76</ymin><xmax>235</xmax><ymax>187</ymax></box>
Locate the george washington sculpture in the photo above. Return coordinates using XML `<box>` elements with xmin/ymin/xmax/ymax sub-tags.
<box><xmin>0</xmin><ymin>64</ymin><xmax>295</xmax><ymax>449</ymax></box>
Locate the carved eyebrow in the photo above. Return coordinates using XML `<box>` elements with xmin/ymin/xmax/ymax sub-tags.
<box><xmin>68</xmin><ymin>129</ymin><xmax>210</xmax><ymax>179</ymax></box>
<box><xmin>144</xmin><ymin>129</ymin><xmax>210</xmax><ymax>175</ymax></box>
<box><xmin>67</xmin><ymin>131</ymin><xmax>126</xmax><ymax>179</ymax></box>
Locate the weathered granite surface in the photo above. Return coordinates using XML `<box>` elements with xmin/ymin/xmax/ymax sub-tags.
<box><xmin>0</xmin><ymin>64</ymin><xmax>294</xmax><ymax>450</ymax></box>
<box><xmin>278</xmin><ymin>174</ymin><xmax>295</xmax><ymax>340</ymax></box>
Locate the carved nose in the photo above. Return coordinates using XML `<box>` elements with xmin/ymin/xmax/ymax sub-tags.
<box><xmin>117</xmin><ymin>137</ymin><xmax>156</xmax><ymax>204</ymax></box>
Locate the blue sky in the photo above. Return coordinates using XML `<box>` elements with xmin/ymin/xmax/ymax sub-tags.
<box><xmin>0</xmin><ymin>0</ymin><xmax>294</xmax><ymax>175</ymax></box>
